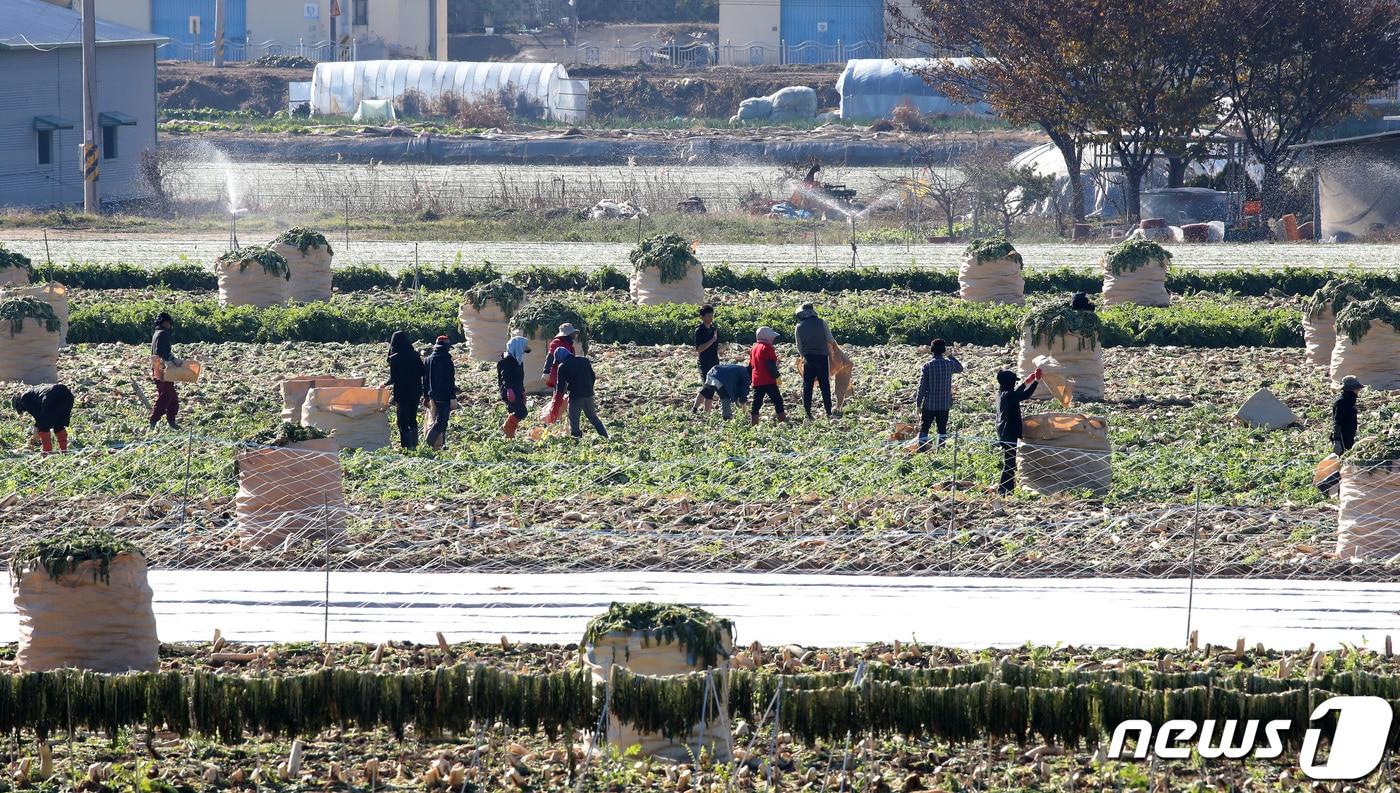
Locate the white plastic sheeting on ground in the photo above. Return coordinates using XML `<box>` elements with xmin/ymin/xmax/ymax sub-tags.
<box><xmin>0</xmin><ymin>572</ymin><xmax>1390</xmax><ymax>650</ymax></box>
<box><xmin>311</xmin><ymin>60</ymin><xmax>583</xmax><ymax>122</ymax></box>
<box><xmin>837</xmin><ymin>58</ymin><xmax>991</xmax><ymax>121</ymax></box>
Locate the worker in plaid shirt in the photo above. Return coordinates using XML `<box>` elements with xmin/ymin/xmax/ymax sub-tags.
<box><xmin>915</xmin><ymin>338</ymin><xmax>964</xmax><ymax>450</ymax></box>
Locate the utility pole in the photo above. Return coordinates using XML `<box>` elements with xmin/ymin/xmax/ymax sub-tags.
<box><xmin>329</xmin><ymin>0</ymin><xmax>340</xmax><ymax>61</ymax></box>
<box><xmin>213</xmin><ymin>0</ymin><xmax>225</xmax><ymax>67</ymax></box>
<box><xmin>80</xmin><ymin>0</ymin><xmax>99</xmax><ymax>213</ymax></box>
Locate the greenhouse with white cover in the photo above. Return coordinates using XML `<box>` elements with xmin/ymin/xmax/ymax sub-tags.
<box><xmin>309</xmin><ymin>60</ymin><xmax>588</xmax><ymax>122</ymax></box>
<box><xmin>836</xmin><ymin>58</ymin><xmax>991</xmax><ymax>121</ymax></box>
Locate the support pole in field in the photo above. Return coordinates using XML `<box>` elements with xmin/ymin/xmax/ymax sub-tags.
<box><xmin>1185</xmin><ymin>484</ymin><xmax>1201</xmax><ymax>647</ymax></box>
<box><xmin>42</xmin><ymin>230</ymin><xmax>51</xmax><ymax>266</ymax></box>
<box><xmin>79</xmin><ymin>0</ymin><xmax>99</xmax><ymax>214</ymax></box>
<box><xmin>344</xmin><ymin>197</ymin><xmax>350</xmax><ymax>251</ymax></box>
<box><xmin>213</xmin><ymin>0</ymin><xmax>226</xmax><ymax>67</ymax></box>
<box><xmin>323</xmin><ymin>495</ymin><xmax>332</xmax><ymax>644</ymax></box>
<box><xmin>179</xmin><ymin>431</ymin><xmax>194</xmax><ymax>523</ymax></box>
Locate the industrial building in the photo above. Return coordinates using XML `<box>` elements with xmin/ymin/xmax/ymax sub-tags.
<box><xmin>0</xmin><ymin>0</ymin><xmax>162</xmax><ymax>208</ymax></box>
<box><xmin>717</xmin><ymin>0</ymin><xmax>886</xmax><ymax>64</ymax></box>
<box><xmin>83</xmin><ymin>0</ymin><xmax>447</xmax><ymax>61</ymax></box>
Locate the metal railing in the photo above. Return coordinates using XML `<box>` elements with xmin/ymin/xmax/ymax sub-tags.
<box><xmin>574</xmin><ymin>38</ymin><xmax>887</xmax><ymax>67</ymax></box>
<box><xmin>155</xmin><ymin>38</ymin><xmax>349</xmax><ymax>64</ymax></box>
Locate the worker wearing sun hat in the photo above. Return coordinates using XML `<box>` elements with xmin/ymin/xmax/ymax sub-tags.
<box><xmin>422</xmin><ymin>335</ymin><xmax>457</xmax><ymax>450</ymax></box>
<box><xmin>149</xmin><ymin>311</ymin><xmax>182</xmax><ymax>431</ymax></box>
<box><xmin>544</xmin><ymin>322</ymin><xmax>579</xmax><ymax>389</ymax></box>
<box><xmin>748</xmin><ymin>326</ymin><xmax>785</xmax><ymax>424</ymax></box>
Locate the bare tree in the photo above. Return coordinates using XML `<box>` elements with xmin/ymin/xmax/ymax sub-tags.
<box><xmin>1218</xmin><ymin>0</ymin><xmax>1400</xmax><ymax>219</ymax></box>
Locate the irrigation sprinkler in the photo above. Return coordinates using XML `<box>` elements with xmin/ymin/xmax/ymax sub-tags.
<box><xmin>227</xmin><ymin>208</ymin><xmax>247</xmax><ymax>252</ymax></box>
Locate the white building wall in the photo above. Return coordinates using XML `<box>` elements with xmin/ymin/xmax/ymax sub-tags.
<box><xmin>718</xmin><ymin>0</ymin><xmax>779</xmax><ymax>63</ymax></box>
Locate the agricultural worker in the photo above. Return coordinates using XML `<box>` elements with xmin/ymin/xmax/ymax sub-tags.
<box><xmin>914</xmin><ymin>339</ymin><xmax>964</xmax><ymax>450</ymax></box>
<box><xmin>543</xmin><ymin>323</ymin><xmax>579</xmax><ymax>389</ymax></box>
<box><xmin>749</xmin><ymin>326</ymin><xmax>786</xmax><ymax>424</ymax></box>
<box><xmin>1319</xmin><ymin>376</ymin><xmax>1364</xmax><ymax>494</ymax></box>
<box><xmin>794</xmin><ymin>302</ymin><xmax>836</xmax><ymax>419</ymax></box>
<box><xmin>383</xmin><ymin>331</ymin><xmax>425</xmax><ymax>450</ymax></box>
<box><xmin>422</xmin><ymin>335</ymin><xmax>457</xmax><ymax>450</ymax></box>
<box><xmin>692</xmin><ymin>304</ymin><xmax>721</xmax><ymax>413</ymax></box>
<box><xmin>701</xmin><ymin>362</ymin><xmax>750</xmax><ymax>420</ymax></box>
<box><xmin>149</xmin><ymin>311</ymin><xmax>182</xmax><ymax>431</ymax></box>
<box><xmin>1071</xmin><ymin>292</ymin><xmax>1096</xmax><ymax>312</ymax></box>
<box><xmin>12</xmin><ymin>383</ymin><xmax>73</xmax><ymax>454</ymax></box>
<box><xmin>995</xmin><ymin>368</ymin><xmax>1042</xmax><ymax>495</ymax></box>
<box><xmin>554</xmin><ymin>352</ymin><xmax>608</xmax><ymax>439</ymax></box>
<box><xmin>497</xmin><ymin>335</ymin><xmax>530</xmax><ymax>438</ymax></box>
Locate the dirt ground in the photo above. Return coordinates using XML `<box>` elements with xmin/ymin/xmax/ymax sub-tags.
<box><xmin>157</xmin><ymin>61</ymin><xmax>846</xmax><ymax>120</ymax></box>
<box><xmin>159</xmin><ymin>62</ymin><xmax>312</xmax><ymax>115</ymax></box>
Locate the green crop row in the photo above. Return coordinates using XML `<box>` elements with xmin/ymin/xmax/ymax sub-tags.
<box><xmin>67</xmin><ymin>294</ymin><xmax>1302</xmax><ymax>349</ymax></box>
<box><xmin>26</xmin><ymin>260</ymin><xmax>1400</xmax><ymax>299</ymax></box>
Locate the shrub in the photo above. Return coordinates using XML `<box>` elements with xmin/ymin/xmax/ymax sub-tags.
<box><xmin>396</xmin><ymin>88</ymin><xmax>428</xmax><ymax>118</ymax></box>
<box><xmin>333</xmin><ymin>265</ymin><xmax>397</xmax><ymax>292</ymax></box>
<box><xmin>456</xmin><ymin>96</ymin><xmax>510</xmax><ymax>129</ymax></box>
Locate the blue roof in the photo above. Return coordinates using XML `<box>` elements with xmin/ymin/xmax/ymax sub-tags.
<box><xmin>0</xmin><ymin>0</ymin><xmax>165</xmax><ymax>50</ymax></box>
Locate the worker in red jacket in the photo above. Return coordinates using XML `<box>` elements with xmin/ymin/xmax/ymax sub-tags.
<box><xmin>748</xmin><ymin>326</ymin><xmax>785</xmax><ymax>424</ymax></box>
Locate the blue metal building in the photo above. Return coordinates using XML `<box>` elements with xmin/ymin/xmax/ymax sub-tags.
<box><xmin>151</xmin><ymin>0</ymin><xmax>247</xmax><ymax>58</ymax></box>
<box><xmin>779</xmin><ymin>0</ymin><xmax>883</xmax><ymax>64</ymax></box>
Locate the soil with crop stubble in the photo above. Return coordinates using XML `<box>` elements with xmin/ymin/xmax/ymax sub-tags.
<box><xmin>159</xmin><ymin>61</ymin><xmax>313</xmax><ymax>115</ymax></box>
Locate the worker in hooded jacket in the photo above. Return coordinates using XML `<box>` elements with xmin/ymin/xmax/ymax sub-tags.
<box><xmin>497</xmin><ymin>335</ymin><xmax>530</xmax><ymax>438</ymax></box>
<box><xmin>12</xmin><ymin>383</ymin><xmax>74</xmax><ymax>454</ymax></box>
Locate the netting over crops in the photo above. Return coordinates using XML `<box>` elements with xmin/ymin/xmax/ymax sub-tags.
<box><xmin>0</xmin><ymin>432</ymin><xmax>1365</xmax><ymax>580</ymax></box>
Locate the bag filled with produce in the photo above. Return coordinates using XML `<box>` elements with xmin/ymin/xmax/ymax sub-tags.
<box><xmin>1101</xmin><ymin>238</ymin><xmax>1170</xmax><ymax>307</ymax></box>
<box><xmin>13</xmin><ymin>538</ymin><xmax>159</xmax><ymax>673</ymax></box>
<box><xmin>459</xmin><ymin>280</ymin><xmax>524</xmax><ymax>361</ymax></box>
<box><xmin>1017</xmin><ymin>298</ymin><xmax>1104</xmax><ymax>401</ymax></box>
<box><xmin>1330</xmin><ymin>299</ymin><xmax>1400</xmax><ymax>390</ymax></box>
<box><xmin>630</xmin><ymin>233</ymin><xmax>705</xmax><ymax>305</ymax></box>
<box><xmin>270</xmin><ymin>227</ymin><xmax>334</xmax><ymax>303</ymax></box>
<box><xmin>0</xmin><ymin>296</ymin><xmax>62</xmax><ymax>384</ymax></box>
<box><xmin>958</xmin><ymin>237</ymin><xmax>1025</xmax><ymax>305</ymax></box>
<box><xmin>1336</xmin><ymin>438</ymin><xmax>1400</xmax><ymax>558</ymax></box>
<box><xmin>217</xmin><ymin>245</ymin><xmax>291</xmax><ymax>308</ymax></box>
<box><xmin>1303</xmin><ymin>279</ymin><xmax>1370</xmax><ymax>368</ymax></box>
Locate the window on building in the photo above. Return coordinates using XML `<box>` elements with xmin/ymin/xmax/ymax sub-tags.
<box><xmin>102</xmin><ymin>124</ymin><xmax>118</xmax><ymax>160</ymax></box>
<box><xmin>352</xmin><ymin>0</ymin><xmax>367</xmax><ymax>25</ymax></box>
<box><xmin>37</xmin><ymin>130</ymin><xmax>53</xmax><ymax>165</ymax></box>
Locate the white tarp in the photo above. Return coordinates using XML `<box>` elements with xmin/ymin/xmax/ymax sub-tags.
<box><xmin>311</xmin><ymin>60</ymin><xmax>582</xmax><ymax>122</ymax></box>
<box><xmin>837</xmin><ymin>58</ymin><xmax>991</xmax><ymax>121</ymax></box>
<box><xmin>352</xmin><ymin>99</ymin><xmax>397</xmax><ymax>123</ymax></box>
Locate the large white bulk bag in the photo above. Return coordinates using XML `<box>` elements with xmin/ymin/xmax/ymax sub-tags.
<box><xmin>631</xmin><ymin>263</ymin><xmax>704</xmax><ymax>305</ymax></box>
<box><xmin>1018</xmin><ymin>413</ymin><xmax>1112</xmax><ymax>496</ymax></box>
<box><xmin>235</xmin><ymin>437</ymin><xmax>346</xmax><ymax>548</ymax></box>
<box><xmin>0</xmin><ymin>283</ymin><xmax>68</xmax><ymax>345</ymax></box>
<box><xmin>15</xmin><ymin>552</ymin><xmax>159</xmax><ymax>673</ymax></box>
<box><xmin>271</xmin><ymin>244</ymin><xmax>333</xmax><ymax>303</ymax></box>
<box><xmin>459</xmin><ymin>280</ymin><xmax>524</xmax><ymax>361</ymax></box>
<box><xmin>1337</xmin><ymin>458</ymin><xmax>1400</xmax><ymax>559</ymax></box>
<box><xmin>0</xmin><ymin>298</ymin><xmax>62</xmax><ymax>384</ymax></box>
<box><xmin>301</xmin><ymin>386</ymin><xmax>392</xmax><ymax>451</ymax></box>
<box><xmin>217</xmin><ymin>247</ymin><xmax>291</xmax><ymax>308</ymax></box>
<box><xmin>1101</xmin><ymin>239</ymin><xmax>1170</xmax><ymax>307</ymax></box>
<box><xmin>1330</xmin><ymin>302</ymin><xmax>1400</xmax><ymax>390</ymax></box>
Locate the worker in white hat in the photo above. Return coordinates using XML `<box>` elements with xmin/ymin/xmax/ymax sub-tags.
<box><xmin>748</xmin><ymin>326</ymin><xmax>786</xmax><ymax>424</ymax></box>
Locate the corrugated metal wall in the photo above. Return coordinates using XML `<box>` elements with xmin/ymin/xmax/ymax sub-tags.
<box><xmin>0</xmin><ymin>44</ymin><xmax>158</xmax><ymax>208</ymax></box>
<box><xmin>152</xmin><ymin>0</ymin><xmax>247</xmax><ymax>50</ymax></box>
<box><xmin>779</xmin><ymin>0</ymin><xmax>882</xmax><ymax>64</ymax></box>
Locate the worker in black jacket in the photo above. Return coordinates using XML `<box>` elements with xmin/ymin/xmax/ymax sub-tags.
<box><xmin>1319</xmin><ymin>376</ymin><xmax>1364</xmax><ymax>494</ymax></box>
<box><xmin>497</xmin><ymin>335</ymin><xmax>530</xmax><ymax>438</ymax></box>
<box><xmin>554</xmin><ymin>353</ymin><xmax>608</xmax><ymax>439</ymax></box>
<box><xmin>421</xmin><ymin>335</ymin><xmax>457</xmax><ymax>450</ymax></box>
<box><xmin>383</xmin><ymin>331</ymin><xmax>425</xmax><ymax>450</ymax></box>
<box><xmin>12</xmin><ymin>383</ymin><xmax>74</xmax><ymax>454</ymax></box>
<box><xmin>995</xmin><ymin>368</ymin><xmax>1042</xmax><ymax>494</ymax></box>
<box><xmin>1332</xmin><ymin>376</ymin><xmax>1363</xmax><ymax>455</ymax></box>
